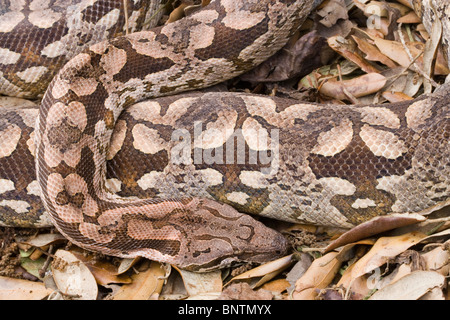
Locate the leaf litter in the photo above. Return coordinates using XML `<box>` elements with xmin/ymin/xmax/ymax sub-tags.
<box><xmin>0</xmin><ymin>0</ymin><xmax>449</xmax><ymax>300</ymax></box>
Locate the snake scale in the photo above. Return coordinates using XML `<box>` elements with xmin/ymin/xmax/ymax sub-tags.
<box><xmin>0</xmin><ymin>0</ymin><xmax>448</xmax><ymax>271</ymax></box>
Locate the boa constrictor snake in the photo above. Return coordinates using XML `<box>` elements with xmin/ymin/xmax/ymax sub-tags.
<box><xmin>0</xmin><ymin>0</ymin><xmax>448</xmax><ymax>271</ymax></box>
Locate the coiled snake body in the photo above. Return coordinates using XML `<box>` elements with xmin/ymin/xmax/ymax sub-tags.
<box><xmin>0</xmin><ymin>0</ymin><xmax>449</xmax><ymax>271</ymax></box>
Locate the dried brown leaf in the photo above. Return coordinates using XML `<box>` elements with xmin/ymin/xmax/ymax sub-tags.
<box><xmin>382</xmin><ymin>91</ymin><xmax>414</xmax><ymax>102</ymax></box>
<box><xmin>317</xmin><ymin>0</ymin><xmax>348</xmax><ymax>28</ymax></box>
<box><xmin>0</xmin><ymin>276</ymin><xmax>53</xmax><ymax>300</ymax></box>
<box><xmin>292</xmin><ymin>252</ymin><xmax>341</xmax><ymax>300</ymax></box>
<box><xmin>397</xmin><ymin>11</ymin><xmax>421</xmax><ymax>24</ymax></box>
<box><xmin>421</xmin><ymin>247</ymin><xmax>450</xmax><ymax>276</ymax></box>
<box><xmin>20</xmin><ymin>233</ymin><xmax>66</xmax><ymax>247</ymax></box>
<box><xmin>337</xmin><ymin>262</ymin><xmax>371</xmax><ymax>299</ymax></box>
<box><xmin>325</xmin><ymin>213</ymin><xmax>426</xmax><ymax>252</ymax></box>
<box><xmin>166</xmin><ymin>3</ymin><xmax>189</xmax><ymax>23</ymax></box>
<box><xmin>319</xmin><ymin>73</ymin><xmax>386</xmax><ymax>100</ymax></box>
<box><xmin>369</xmin><ymin>271</ymin><xmax>445</xmax><ymax>300</ymax></box>
<box><xmin>260</xmin><ymin>278</ymin><xmax>290</xmax><ymax>294</ymax></box>
<box><xmin>328</xmin><ymin>36</ymin><xmax>380</xmax><ymax>73</ymax></box>
<box><xmin>71</xmin><ymin>252</ymin><xmax>132</xmax><ymax>286</ymax></box>
<box><xmin>112</xmin><ymin>261</ymin><xmax>166</xmax><ymax>300</ymax></box>
<box><xmin>228</xmin><ymin>254</ymin><xmax>294</xmax><ymax>288</ymax></box>
<box><xmin>352</xmin><ymin>35</ymin><xmax>397</xmax><ymax>68</ymax></box>
<box><xmin>350</xmin><ymin>231</ymin><xmax>427</xmax><ymax>279</ymax></box>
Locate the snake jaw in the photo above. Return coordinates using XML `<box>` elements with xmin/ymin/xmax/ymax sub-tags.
<box><xmin>173</xmin><ymin>198</ymin><xmax>288</xmax><ymax>272</ymax></box>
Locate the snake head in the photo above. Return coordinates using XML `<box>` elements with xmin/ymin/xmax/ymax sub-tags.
<box><xmin>172</xmin><ymin>198</ymin><xmax>289</xmax><ymax>272</ymax></box>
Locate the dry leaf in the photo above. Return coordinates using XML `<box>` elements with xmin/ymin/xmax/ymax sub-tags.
<box><xmin>285</xmin><ymin>253</ymin><xmax>314</xmax><ymax>293</ymax></box>
<box><xmin>416</xmin><ymin>23</ymin><xmax>430</xmax><ymax>40</ymax></box>
<box><xmin>292</xmin><ymin>252</ymin><xmax>341</xmax><ymax>300</ymax></box>
<box><xmin>112</xmin><ymin>261</ymin><xmax>166</xmax><ymax>300</ymax></box>
<box><xmin>319</xmin><ymin>73</ymin><xmax>386</xmax><ymax>100</ymax></box>
<box><xmin>374</xmin><ymin>38</ymin><xmax>423</xmax><ymax>67</ymax></box>
<box><xmin>420</xmin><ymin>287</ymin><xmax>445</xmax><ymax>300</ymax></box>
<box><xmin>395</xmin><ymin>0</ymin><xmax>413</xmax><ymax>9</ymax></box>
<box><xmin>350</xmin><ymin>231</ymin><xmax>427</xmax><ymax>279</ymax></box>
<box><xmin>422</xmin><ymin>15</ymin><xmax>442</xmax><ymax>93</ymax></box>
<box><xmin>373</xmin><ymin>38</ymin><xmax>448</xmax><ymax>75</ymax></box>
<box><xmin>227</xmin><ymin>254</ymin><xmax>294</xmax><ymax>288</ymax></box>
<box><xmin>382</xmin><ymin>91</ymin><xmax>413</xmax><ymax>102</ymax></box>
<box><xmin>337</xmin><ymin>262</ymin><xmax>371</xmax><ymax>299</ymax></box>
<box><xmin>352</xmin><ymin>35</ymin><xmax>397</xmax><ymax>68</ymax></box>
<box><xmin>52</xmin><ymin>249</ymin><xmax>98</xmax><ymax>300</ymax></box>
<box><xmin>20</xmin><ymin>256</ymin><xmax>46</xmax><ymax>279</ymax></box>
<box><xmin>260</xmin><ymin>279</ymin><xmax>290</xmax><ymax>294</ymax></box>
<box><xmin>175</xmin><ymin>267</ymin><xmax>222</xmax><ymax>299</ymax></box>
<box><xmin>325</xmin><ymin>213</ymin><xmax>426</xmax><ymax>252</ymax></box>
<box><xmin>20</xmin><ymin>233</ymin><xmax>66</xmax><ymax>247</ymax></box>
<box><xmin>397</xmin><ymin>11</ymin><xmax>421</xmax><ymax>24</ymax></box>
<box><xmin>403</xmin><ymin>71</ymin><xmax>423</xmax><ymax>96</ymax></box>
<box><xmin>421</xmin><ymin>246</ymin><xmax>450</xmax><ymax>276</ymax></box>
<box><xmin>71</xmin><ymin>252</ymin><xmax>132</xmax><ymax>286</ymax></box>
<box><xmin>166</xmin><ymin>3</ymin><xmax>189</xmax><ymax>23</ymax></box>
<box><xmin>328</xmin><ymin>36</ymin><xmax>380</xmax><ymax>73</ymax></box>
<box><xmin>369</xmin><ymin>271</ymin><xmax>445</xmax><ymax>300</ymax></box>
<box><xmin>317</xmin><ymin>0</ymin><xmax>348</xmax><ymax>28</ymax></box>
<box><xmin>0</xmin><ymin>276</ymin><xmax>53</xmax><ymax>300</ymax></box>
<box><xmin>117</xmin><ymin>257</ymin><xmax>140</xmax><ymax>275</ymax></box>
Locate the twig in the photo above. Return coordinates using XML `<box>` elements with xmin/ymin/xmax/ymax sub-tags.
<box><xmin>38</xmin><ymin>244</ymin><xmax>55</xmax><ymax>278</ymax></box>
<box><xmin>123</xmin><ymin>0</ymin><xmax>129</xmax><ymax>35</ymax></box>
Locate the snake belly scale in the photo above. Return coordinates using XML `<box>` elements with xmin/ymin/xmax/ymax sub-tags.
<box><xmin>0</xmin><ymin>0</ymin><xmax>448</xmax><ymax>271</ymax></box>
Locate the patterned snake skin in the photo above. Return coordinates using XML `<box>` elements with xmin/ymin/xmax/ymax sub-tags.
<box><xmin>0</xmin><ymin>0</ymin><xmax>448</xmax><ymax>271</ymax></box>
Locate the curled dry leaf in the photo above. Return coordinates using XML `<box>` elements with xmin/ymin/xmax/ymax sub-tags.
<box><xmin>325</xmin><ymin>213</ymin><xmax>426</xmax><ymax>252</ymax></box>
<box><xmin>369</xmin><ymin>271</ymin><xmax>445</xmax><ymax>300</ymax></box>
<box><xmin>328</xmin><ymin>36</ymin><xmax>380</xmax><ymax>73</ymax></box>
<box><xmin>117</xmin><ymin>257</ymin><xmax>140</xmax><ymax>275</ymax></box>
<box><xmin>374</xmin><ymin>38</ymin><xmax>449</xmax><ymax>75</ymax></box>
<box><xmin>350</xmin><ymin>231</ymin><xmax>427</xmax><ymax>279</ymax></box>
<box><xmin>71</xmin><ymin>252</ymin><xmax>132</xmax><ymax>286</ymax></box>
<box><xmin>319</xmin><ymin>73</ymin><xmax>386</xmax><ymax>100</ymax></box>
<box><xmin>19</xmin><ymin>233</ymin><xmax>66</xmax><ymax>247</ymax></box>
<box><xmin>351</xmin><ymin>35</ymin><xmax>397</xmax><ymax>68</ymax></box>
<box><xmin>112</xmin><ymin>261</ymin><xmax>166</xmax><ymax>300</ymax></box>
<box><xmin>52</xmin><ymin>249</ymin><xmax>98</xmax><ymax>300</ymax></box>
<box><xmin>227</xmin><ymin>254</ymin><xmax>294</xmax><ymax>289</ymax></box>
<box><xmin>292</xmin><ymin>252</ymin><xmax>341</xmax><ymax>300</ymax></box>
